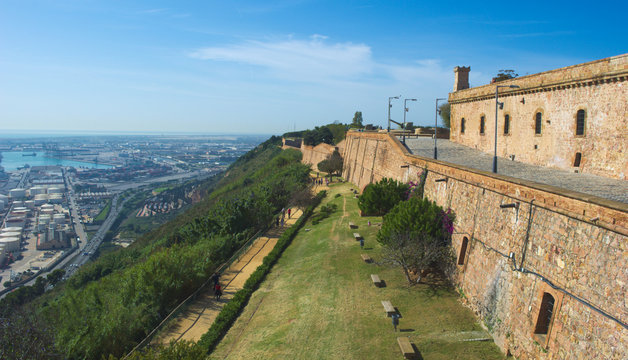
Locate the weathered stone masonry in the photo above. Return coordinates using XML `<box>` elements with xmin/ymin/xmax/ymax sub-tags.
<box><xmin>341</xmin><ymin>131</ymin><xmax>627</xmax><ymax>359</ymax></box>
<box><xmin>282</xmin><ymin>138</ymin><xmax>344</xmax><ymax>172</ymax></box>
<box><xmin>449</xmin><ymin>54</ymin><xmax>628</xmax><ymax>180</ymax></box>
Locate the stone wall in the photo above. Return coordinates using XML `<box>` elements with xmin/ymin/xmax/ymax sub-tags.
<box><xmin>282</xmin><ymin>138</ymin><xmax>345</xmax><ymax>172</ymax></box>
<box><xmin>341</xmin><ymin>130</ymin><xmax>627</xmax><ymax>359</ymax></box>
<box><xmin>448</xmin><ymin>54</ymin><xmax>628</xmax><ymax>180</ymax></box>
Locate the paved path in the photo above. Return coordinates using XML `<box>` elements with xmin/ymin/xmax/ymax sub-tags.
<box><xmin>151</xmin><ymin>208</ymin><xmax>302</xmax><ymax>345</ymax></box>
<box><xmin>404</xmin><ymin>137</ymin><xmax>628</xmax><ymax>204</ymax></box>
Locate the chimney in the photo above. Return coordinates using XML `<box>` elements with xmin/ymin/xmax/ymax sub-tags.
<box><xmin>453</xmin><ymin>66</ymin><xmax>470</xmax><ymax>91</ymax></box>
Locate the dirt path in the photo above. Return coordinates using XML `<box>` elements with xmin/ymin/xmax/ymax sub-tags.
<box><xmin>152</xmin><ymin>208</ymin><xmax>303</xmax><ymax>345</ymax></box>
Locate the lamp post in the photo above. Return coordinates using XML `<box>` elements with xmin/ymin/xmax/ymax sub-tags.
<box><xmin>403</xmin><ymin>98</ymin><xmax>417</xmax><ymax>144</ymax></box>
<box><xmin>434</xmin><ymin>98</ymin><xmax>446</xmax><ymax>159</ymax></box>
<box><xmin>387</xmin><ymin>96</ymin><xmax>400</xmax><ymax>132</ymax></box>
<box><xmin>493</xmin><ymin>85</ymin><xmax>520</xmax><ymax>173</ymax></box>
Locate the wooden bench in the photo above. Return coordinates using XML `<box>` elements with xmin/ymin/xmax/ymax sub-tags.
<box><xmin>397</xmin><ymin>337</ymin><xmax>417</xmax><ymax>359</ymax></box>
<box><xmin>353</xmin><ymin>233</ymin><xmax>362</xmax><ymax>240</ymax></box>
<box><xmin>371</xmin><ymin>274</ymin><xmax>382</xmax><ymax>287</ymax></box>
<box><xmin>361</xmin><ymin>254</ymin><xmax>372</xmax><ymax>263</ymax></box>
<box><xmin>349</xmin><ymin>222</ymin><xmax>357</xmax><ymax>229</ymax></box>
<box><xmin>381</xmin><ymin>300</ymin><xmax>395</xmax><ymax>316</ymax></box>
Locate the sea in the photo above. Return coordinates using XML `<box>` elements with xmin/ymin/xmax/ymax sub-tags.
<box><xmin>0</xmin><ymin>151</ymin><xmax>113</xmax><ymax>171</ymax></box>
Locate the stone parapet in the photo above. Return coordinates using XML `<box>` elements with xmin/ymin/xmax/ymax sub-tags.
<box><xmin>449</xmin><ymin>54</ymin><xmax>628</xmax><ymax>104</ymax></box>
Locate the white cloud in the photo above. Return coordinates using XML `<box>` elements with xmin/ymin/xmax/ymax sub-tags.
<box><xmin>189</xmin><ymin>36</ymin><xmax>375</xmax><ymax>83</ymax></box>
<box><xmin>186</xmin><ymin>36</ymin><xmax>461</xmax><ymax>129</ymax></box>
<box><xmin>189</xmin><ymin>36</ymin><xmax>459</xmax><ymax>91</ymax></box>
<box><xmin>383</xmin><ymin>59</ymin><xmax>451</xmax><ymax>84</ymax></box>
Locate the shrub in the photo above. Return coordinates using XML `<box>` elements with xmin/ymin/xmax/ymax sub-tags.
<box><xmin>358</xmin><ymin>178</ymin><xmax>409</xmax><ymax>216</ymax></box>
<box><xmin>311</xmin><ymin>203</ymin><xmax>337</xmax><ymax>225</ymax></box>
<box><xmin>378</xmin><ymin>197</ymin><xmax>454</xmax><ymax>244</ymax></box>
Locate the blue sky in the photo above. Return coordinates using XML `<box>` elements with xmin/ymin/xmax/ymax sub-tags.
<box><xmin>1</xmin><ymin>0</ymin><xmax>626</xmax><ymax>135</ymax></box>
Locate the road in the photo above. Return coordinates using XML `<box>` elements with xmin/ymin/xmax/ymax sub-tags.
<box><xmin>56</xmin><ymin>169</ymin><xmax>210</xmax><ymax>278</ymax></box>
<box><xmin>5</xmin><ymin>168</ymin><xmax>213</xmax><ymax>293</ymax></box>
<box><xmin>61</xmin><ymin>193</ymin><xmax>122</xmax><ymax>279</ymax></box>
<box><xmin>102</xmin><ymin>170</ymin><xmax>207</xmax><ymax>192</ymax></box>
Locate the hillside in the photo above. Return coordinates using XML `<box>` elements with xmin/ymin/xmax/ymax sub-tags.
<box><xmin>0</xmin><ymin>136</ymin><xmax>312</xmax><ymax>360</ymax></box>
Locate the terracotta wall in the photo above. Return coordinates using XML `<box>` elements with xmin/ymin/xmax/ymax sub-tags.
<box><xmin>448</xmin><ymin>54</ymin><xmax>628</xmax><ymax>180</ymax></box>
<box><xmin>341</xmin><ymin>131</ymin><xmax>627</xmax><ymax>359</ymax></box>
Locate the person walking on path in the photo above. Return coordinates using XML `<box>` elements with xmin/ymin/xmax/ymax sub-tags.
<box><xmin>391</xmin><ymin>313</ymin><xmax>400</xmax><ymax>332</ymax></box>
<box><xmin>214</xmin><ymin>283</ymin><xmax>222</xmax><ymax>300</ymax></box>
<box><xmin>211</xmin><ymin>272</ymin><xmax>220</xmax><ymax>287</ymax></box>
<box><xmin>287</xmin><ymin>208</ymin><xmax>291</xmax><ymax>219</ymax></box>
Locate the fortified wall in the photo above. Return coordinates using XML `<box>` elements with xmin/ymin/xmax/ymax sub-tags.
<box><xmin>449</xmin><ymin>54</ymin><xmax>628</xmax><ymax>180</ymax></box>
<box><xmin>341</xmin><ymin>131</ymin><xmax>627</xmax><ymax>359</ymax></box>
<box><xmin>282</xmin><ymin>138</ymin><xmax>344</xmax><ymax>172</ymax></box>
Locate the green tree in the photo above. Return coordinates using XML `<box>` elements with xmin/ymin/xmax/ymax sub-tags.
<box><xmin>291</xmin><ymin>187</ymin><xmax>314</xmax><ymax>214</ymax></box>
<box><xmin>493</xmin><ymin>69</ymin><xmax>518</xmax><ymax>82</ymax></box>
<box><xmin>317</xmin><ymin>150</ymin><xmax>343</xmax><ymax>176</ymax></box>
<box><xmin>326</xmin><ymin>122</ymin><xmax>348</xmax><ymax>144</ymax></box>
<box><xmin>377</xmin><ymin>197</ymin><xmax>455</xmax><ymax>284</ymax></box>
<box><xmin>302</xmin><ymin>126</ymin><xmax>334</xmax><ymax>146</ymax></box>
<box><xmin>439</xmin><ymin>102</ymin><xmax>451</xmax><ymax>128</ymax></box>
<box><xmin>0</xmin><ymin>307</ymin><xmax>59</xmax><ymax>359</ymax></box>
<box><xmin>350</xmin><ymin>111</ymin><xmax>364</xmax><ymax>128</ymax></box>
<box><xmin>46</xmin><ymin>269</ymin><xmax>65</xmax><ymax>286</ymax></box>
<box><xmin>358</xmin><ymin>178</ymin><xmax>409</xmax><ymax>216</ymax></box>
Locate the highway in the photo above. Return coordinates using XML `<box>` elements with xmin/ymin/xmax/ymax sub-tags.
<box><xmin>62</xmin><ymin>193</ymin><xmax>123</xmax><ymax>279</ymax></box>
<box><xmin>4</xmin><ymin>168</ymin><xmax>211</xmax><ymax>292</ymax></box>
<box><xmin>102</xmin><ymin>170</ymin><xmax>207</xmax><ymax>192</ymax></box>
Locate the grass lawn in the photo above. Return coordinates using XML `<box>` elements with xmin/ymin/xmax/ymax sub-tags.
<box><xmin>92</xmin><ymin>199</ymin><xmax>111</xmax><ymax>224</ymax></box>
<box><xmin>209</xmin><ymin>181</ymin><xmax>504</xmax><ymax>360</ymax></box>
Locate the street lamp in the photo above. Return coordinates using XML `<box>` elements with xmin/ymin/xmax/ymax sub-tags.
<box><xmin>434</xmin><ymin>98</ymin><xmax>447</xmax><ymax>159</ymax></box>
<box><xmin>387</xmin><ymin>96</ymin><xmax>401</xmax><ymax>132</ymax></box>
<box><xmin>403</xmin><ymin>98</ymin><xmax>417</xmax><ymax>144</ymax></box>
<box><xmin>493</xmin><ymin>85</ymin><xmax>520</xmax><ymax>173</ymax></box>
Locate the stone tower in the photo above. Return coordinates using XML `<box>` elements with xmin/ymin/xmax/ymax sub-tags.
<box><xmin>453</xmin><ymin>66</ymin><xmax>470</xmax><ymax>91</ymax></box>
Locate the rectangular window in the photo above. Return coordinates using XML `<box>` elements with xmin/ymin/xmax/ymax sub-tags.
<box><xmin>573</xmin><ymin>152</ymin><xmax>582</xmax><ymax>167</ymax></box>
<box><xmin>504</xmin><ymin>114</ymin><xmax>510</xmax><ymax>135</ymax></box>
<box><xmin>480</xmin><ymin>116</ymin><xmax>485</xmax><ymax>134</ymax></box>
<box><xmin>461</xmin><ymin>118</ymin><xmax>466</xmax><ymax>134</ymax></box>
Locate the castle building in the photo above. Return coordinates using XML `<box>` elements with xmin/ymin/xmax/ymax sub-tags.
<box><xmin>448</xmin><ymin>54</ymin><xmax>628</xmax><ymax>180</ymax></box>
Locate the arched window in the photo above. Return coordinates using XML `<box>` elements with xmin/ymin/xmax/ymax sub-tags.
<box><xmin>504</xmin><ymin>114</ymin><xmax>510</xmax><ymax>135</ymax></box>
<box><xmin>458</xmin><ymin>237</ymin><xmax>469</xmax><ymax>265</ymax></box>
<box><xmin>576</xmin><ymin>110</ymin><xmax>586</xmax><ymax>136</ymax></box>
<box><xmin>534</xmin><ymin>292</ymin><xmax>556</xmax><ymax>335</ymax></box>
<box><xmin>535</xmin><ymin>112</ymin><xmax>542</xmax><ymax>135</ymax></box>
<box><xmin>480</xmin><ymin>116</ymin><xmax>485</xmax><ymax>134</ymax></box>
<box><xmin>461</xmin><ymin>118</ymin><xmax>466</xmax><ymax>134</ymax></box>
